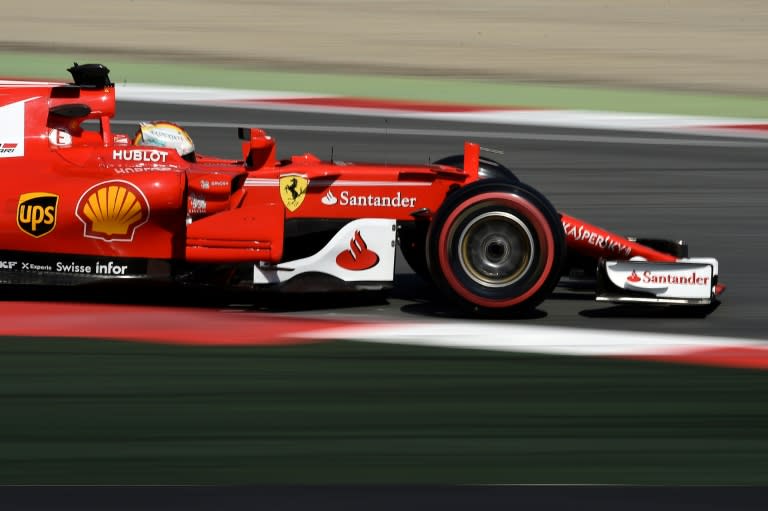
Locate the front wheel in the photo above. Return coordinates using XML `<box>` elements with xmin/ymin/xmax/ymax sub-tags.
<box><xmin>426</xmin><ymin>180</ymin><xmax>565</xmax><ymax>316</ymax></box>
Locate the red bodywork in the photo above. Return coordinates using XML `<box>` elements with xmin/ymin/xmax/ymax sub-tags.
<box><xmin>2</xmin><ymin>81</ymin><xmax>185</xmax><ymax>261</ymax></box>
<box><xmin>0</xmin><ymin>72</ymin><xmax>679</xmax><ymax>279</ymax></box>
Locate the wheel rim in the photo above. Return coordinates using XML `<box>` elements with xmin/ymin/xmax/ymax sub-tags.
<box><xmin>457</xmin><ymin>211</ymin><xmax>534</xmax><ymax>287</ymax></box>
<box><xmin>435</xmin><ymin>191</ymin><xmax>557</xmax><ymax>309</ymax></box>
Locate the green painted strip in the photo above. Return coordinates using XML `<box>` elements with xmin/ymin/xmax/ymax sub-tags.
<box><xmin>2</xmin><ymin>50</ymin><xmax>768</xmax><ymax>118</ymax></box>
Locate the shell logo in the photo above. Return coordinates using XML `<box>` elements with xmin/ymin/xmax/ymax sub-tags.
<box><xmin>76</xmin><ymin>180</ymin><xmax>150</xmax><ymax>242</ymax></box>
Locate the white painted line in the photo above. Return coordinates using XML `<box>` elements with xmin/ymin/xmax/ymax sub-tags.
<box><xmin>305</xmin><ymin>321</ymin><xmax>768</xmax><ymax>357</ymax></box>
<box><xmin>112</xmin><ymin>82</ymin><xmax>768</xmax><ymax>138</ymax></box>
<box><xmin>425</xmin><ymin>109</ymin><xmax>767</xmax><ymax>131</ymax></box>
<box><xmin>115</xmin><ymin>83</ymin><xmax>333</xmax><ymax>102</ymax></box>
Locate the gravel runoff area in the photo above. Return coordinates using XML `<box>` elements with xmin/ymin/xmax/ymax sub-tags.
<box><xmin>1</xmin><ymin>0</ymin><xmax>766</xmax><ymax>95</ymax></box>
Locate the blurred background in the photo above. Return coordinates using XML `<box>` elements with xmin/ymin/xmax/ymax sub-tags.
<box><xmin>3</xmin><ymin>0</ymin><xmax>767</xmax><ymax>94</ymax></box>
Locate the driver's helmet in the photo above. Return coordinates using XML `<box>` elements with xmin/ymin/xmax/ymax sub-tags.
<box><xmin>133</xmin><ymin>121</ymin><xmax>196</xmax><ymax>162</ymax></box>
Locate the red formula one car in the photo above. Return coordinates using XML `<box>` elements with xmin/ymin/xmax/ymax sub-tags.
<box><xmin>0</xmin><ymin>64</ymin><xmax>724</xmax><ymax>315</ymax></box>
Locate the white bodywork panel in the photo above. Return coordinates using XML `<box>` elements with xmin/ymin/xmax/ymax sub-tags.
<box><xmin>0</xmin><ymin>99</ymin><xmax>28</xmax><ymax>158</ymax></box>
<box><xmin>253</xmin><ymin>218</ymin><xmax>397</xmax><ymax>285</ymax></box>
<box><xmin>601</xmin><ymin>257</ymin><xmax>718</xmax><ymax>301</ymax></box>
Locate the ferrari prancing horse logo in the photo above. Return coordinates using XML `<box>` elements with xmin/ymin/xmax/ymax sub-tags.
<box><xmin>279</xmin><ymin>174</ymin><xmax>308</xmax><ymax>212</ymax></box>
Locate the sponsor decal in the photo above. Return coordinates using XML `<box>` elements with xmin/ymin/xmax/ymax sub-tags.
<box><xmin>629</xmin><ymin>270</ymin><xmax>709</xmax><ymax>286</ymax></box>
<box><xmin>17</xmin><ymin>192</ymin><xmax>58</xmax><ymax>238</ymax></box>
<box><xmin>48</xmin><ymin>129</ymin><xmax>72</xmax><ymax>147</ymax></box>
<box><xmin>324</xmin><ymin>190</ymin><xmax>417</xmax><ymax>208</ymax></box>
<box><xmin>0</xmin><ymin>143</ymin><xmax>19</xmax><ymax>154</ymax></box>
<box><xmin>607</xmin><ymin>260</ymin><xmax>714</xmax><ymax>300</ymax></box>
<box><xmin>321</xmin><ymin>190</ymin><xmax>338</xmax><ymax>205</ymax></box>
<box><xmin>189</xmin><ymin>193</ymin><xmax>207</xmax><ymax>214</ymax></box>
<box><xmin>76</xmin><ymin>180</ymin><xmax>150</xmax><ymax>242</ymax></box>
<box><xmin>280</xmin><ymin>174</ymin><xmax>308</xmax><ymax>212</ymax></box>
<box><xmin>0</xmin><ymin>251</ymin><xmax>151</xmax><ymax>277</ymax></box>
<box><xmin>200</xmin><ymin>179</ymin><xmax>229</xmax><ymax>191</ymax></box>
<box><xmin>562</xmin><ymin>220</ymin><xmax>632</xmax><ymax>257</ymax></box>
<box><xmin>0</xmin><ymin>99</ymin><xmax>28</xmax><ymax>158</ymax></box>
<box><xmin>112</xmin><ymin>149</ymin><xmax>169</xmax><ymax>163</ymax></box>
<box><xmin>336</xmin><ymin>230</ymin><xmax>380</xmax><ymax>271</ymax></box>
<box><xmin>54</xmin><ymin>260</ymin><xmax>130</xmax><ymax>275</ymax></box>
<box><xmin>21</xmin><ymin>262</ymin><xmax>52</xmax><ymax>271</ymax></box>
<box><xmin>113</xmin><ymin>165</ymin><xmax>175</xmax><ymax>174</ymax></box>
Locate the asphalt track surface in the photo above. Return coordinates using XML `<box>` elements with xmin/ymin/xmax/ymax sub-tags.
<box><xmin>114</xmin><ymin>100</ymin><xmax>768</xmax><ymax>341</ymax></box>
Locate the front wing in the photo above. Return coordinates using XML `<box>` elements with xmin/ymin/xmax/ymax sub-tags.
<box><xmin>596</xmin><ymin>258</ymin><xmax>720</xmax><ymax>305</ymax></box>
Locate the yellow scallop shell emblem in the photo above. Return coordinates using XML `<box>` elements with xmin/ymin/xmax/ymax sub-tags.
<box><xmin>76</xmin><ymin>181</ymin><xmax>150</xmax><ymax>241</ymax></box>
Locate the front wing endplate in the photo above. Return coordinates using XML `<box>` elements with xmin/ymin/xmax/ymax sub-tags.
<box><xmin>596</xmin><ymin>258</ymin><xmax>719</xmax><ymax>305</ymax></box>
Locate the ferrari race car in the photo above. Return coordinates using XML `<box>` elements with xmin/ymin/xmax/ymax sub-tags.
<box><xmin>0</xmin><ymin>63</ymin><xmax>724</xmax><ymax>315</ymax></box>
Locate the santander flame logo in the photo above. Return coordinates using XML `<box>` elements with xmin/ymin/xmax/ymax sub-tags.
<box><xmin>336</xmin><ymin>230</ymin><xmax>379</xmax><ymax>271</ymax></box>
<box><xmin>321</xmin><ymin>190</ymin><xmax>338</xmax><ymax>205</ymax></box>
<box><xmin>627</xmin><ymin>270</ymin><xmax>641</xmax><ymax>283</ymax></box>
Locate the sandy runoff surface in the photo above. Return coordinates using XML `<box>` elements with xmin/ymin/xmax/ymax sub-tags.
<box><xmin>1</xmin><ymin>1</ymin><xmax>766</xmax><ymax>93</ymax></box>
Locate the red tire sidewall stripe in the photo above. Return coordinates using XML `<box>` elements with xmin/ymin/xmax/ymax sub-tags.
<box><xmin>437</xmin><ymin>192</ymin><xmax>555</xmax><ymax>308</ymax></box>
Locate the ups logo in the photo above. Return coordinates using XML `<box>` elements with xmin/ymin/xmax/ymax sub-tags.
<box><xmin>17</xmin><ymin>192</ymin><xmax>58</xmax><ymax>238</ymax></box>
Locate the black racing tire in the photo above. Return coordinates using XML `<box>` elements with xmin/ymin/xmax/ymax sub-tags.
<box><xmin>433</xmin><ymin>154</ymin><xmax>519</xmax><ymax>182</ymax></box>
<box><xmin>402</xmin><ymin>155</ymin><xmax>518</xmax><ymax>281</ymax></box>
<box><xmin>426</xmin><ymin>179</ymin><xmax>566</xmax><ymax>316</ymax></box>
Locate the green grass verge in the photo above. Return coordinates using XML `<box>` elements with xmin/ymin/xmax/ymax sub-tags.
<box><xmin>2</xmin><ymin>51</ymin><xmax>768</xmax><ymax>118</ymax></box>
<box><xmin>1</xmin><ymin>337</ymin><xmax>767</xmax><ymax>485</ymax></box>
